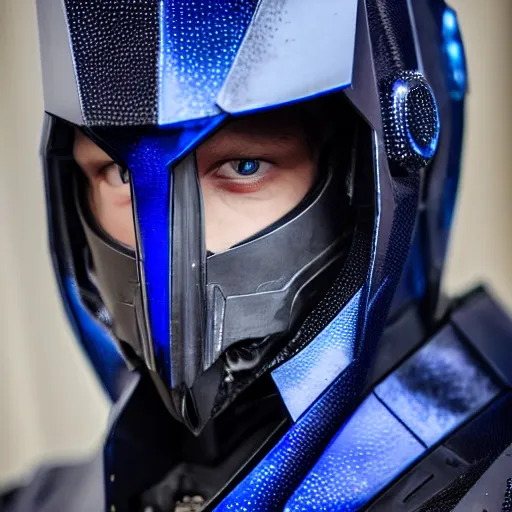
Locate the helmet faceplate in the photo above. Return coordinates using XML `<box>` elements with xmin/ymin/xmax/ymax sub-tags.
<box><xmin>37</xmin><ymin>0</ymin><xmax>462</xmax><ymax>466</ymax></box>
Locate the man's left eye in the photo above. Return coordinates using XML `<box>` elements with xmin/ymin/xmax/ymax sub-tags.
<box><xmin>232</xmin><ymin>159</ymin><xmax>261</xmax><ymax>176</ymax></box>
<box><xmin>216</xmin><ymin>159</ymin><xmax>271</xmax><ymax>180</ymax></box>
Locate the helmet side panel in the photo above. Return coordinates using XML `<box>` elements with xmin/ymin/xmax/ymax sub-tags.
<box><xmin>36</xmin><ymin>0</ymin><xmax>84</xmax><ymax>125</ymax></box>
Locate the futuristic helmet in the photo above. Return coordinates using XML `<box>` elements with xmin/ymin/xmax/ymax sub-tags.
<box><xmin>36</xmin><ymin>0</ymin><xmax>465</xmax><ymax>453</ymax></box>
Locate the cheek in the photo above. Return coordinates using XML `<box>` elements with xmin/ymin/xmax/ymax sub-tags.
<box><xmin>202</xmin><ymin>163</ymin><xmax>316</xmax><ymax>253</ymax></box>
<box><xmin>90</xmin><ymin>183</ymin><xmax>136</xmax><ymax>248</ymax></box>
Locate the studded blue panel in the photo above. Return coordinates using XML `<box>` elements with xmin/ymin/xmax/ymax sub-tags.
<box><xmin>99</xmin><ymin>117</ymin><xmax>225</xmax><ymax>386</ymax></box>
<box><xmin>158</xmin><ymin>0</ymin><xmax>258</xmax><ymax>125</ymax></box>
<box><xmin>217</xmin><ymin>0</ymin><xmax>357</xmax><ymax>114</ymax></box>
<box><xmin>375</xmin><ymin>325</ymin><xmax>501</xmax><ymax>447</ymax></box>
<box><xmin>284</xmin><ymin>393</ymin><xmax>424</xmax><ymax>511</ymax></box>
<box><xmin>272</xmin><ymin>288</ymin><xmax>363</xmax><ymax>421</ymax></box>
<box><xmin>213</xmin><ymin>361</ymin><xmax>367</xmax><ymax>511</ymax></box>
<box><xmin>65</xmin><ymin>0</ymin><xmax>160</xmax><ymax>126</ymax></box>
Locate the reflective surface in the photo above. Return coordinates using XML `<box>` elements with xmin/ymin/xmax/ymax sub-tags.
<box><xmin>158</xmin><ymin>0</ymin><xmax>258</xmax><ymax>124</ymax></box>
<box><xmin>375</xmin><ymin>325</ymin><xmax>501</xmax><ymax>447</ymax></box>
<box><xmin>272</xmin><ymin>288</ymin><xmax>363</xmax><ymax>421</ymax></box>
<box><xmin>217</xmin><ymin>0</ymin><xmax>358</xmax><ymax>114</ymax></box>
<box><xmin>284</xmin><ymin>394</ymin><xmax>424</xmax><ymax>511</ymax></box>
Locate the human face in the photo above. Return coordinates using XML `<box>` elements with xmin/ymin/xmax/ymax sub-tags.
<box><xmin>73</xmin><ymin>108</ymin><xmax>318</xmax><ymax>253</ymax></box>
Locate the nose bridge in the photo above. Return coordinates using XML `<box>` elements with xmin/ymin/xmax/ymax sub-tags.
<box><xmin>170</xmin><ymin>153</ymin><xmax>207</xmax><ymax>389</ymax></box>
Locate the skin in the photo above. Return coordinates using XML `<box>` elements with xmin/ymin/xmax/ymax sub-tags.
<box><xmin>73</xmin><ymin>108</ymin><xmax>318</xmax><ymax>253</ymax></box>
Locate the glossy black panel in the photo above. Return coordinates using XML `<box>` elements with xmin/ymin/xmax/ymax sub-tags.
<box><xmin>452</xmin><ymin>290</ymin><xmax>512</xmax><ymax>387</ymax></box>
<box><xmin>375</xmin><ymin>324</ymin><xmax>501</xmax><ymax>447</ymax></box>
<box><xmin>366</xmin><ymin>0</ymin><xmax>418</xmax><ymax>76</ymax></box>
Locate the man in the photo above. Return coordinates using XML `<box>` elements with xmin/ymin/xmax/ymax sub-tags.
<box><xmin>2</xmin><ymin>0</ymin><xmax>512</xmax><ymax>511</ymax></box>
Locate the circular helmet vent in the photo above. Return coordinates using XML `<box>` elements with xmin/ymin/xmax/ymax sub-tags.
<box><xmin>381</xmin><ymin>71</ymin><xmax>440</xmax><ymax>173</ymax></box>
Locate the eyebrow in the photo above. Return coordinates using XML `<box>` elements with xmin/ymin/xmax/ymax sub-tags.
<box><xmin>202</xmin><ymin>119</ymin><xmax>306</xmax><ymax>155</ymax></box>
<box><xmin>208</xmin><ymin>133</ymin><xmax>299</xmax><ymax>153</ymax></box>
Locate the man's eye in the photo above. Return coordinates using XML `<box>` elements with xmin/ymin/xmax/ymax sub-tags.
<box><xmin>216</xmin><ymin>159</ymin><xmax>271</xmax><ymax>179</ymax></box>
<box><xmin>232</xmin><ymin>159</ymin><xmax>260</xmax><ymax>176</ymax></box>
<box><xmin>104</xmin><ymin>163</ymin><xmax>130</xmax><ymax>188</ymax></box>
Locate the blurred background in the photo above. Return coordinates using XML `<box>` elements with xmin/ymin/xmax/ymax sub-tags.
<box><xmin>0</xmin><ymin>0</ymin><xmax>511</xmax><ymax>488</ymax></box>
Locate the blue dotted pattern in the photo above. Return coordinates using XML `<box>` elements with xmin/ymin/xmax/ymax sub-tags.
<box><xmin>213</xmin><ymin>361</ymin><xmax>365</xmax><ymax>512</ymax></box>
<box><xmin>217</xmin><ymin>0</ymin><xmax>358</xmax><ymax>114</ymax></box>
<box><xmin>381</xmin><ymin>72</ymin><xmax>440</xmax><ymax>171</ymax></box>
<box><xmin>158</xmin><ymin>0</ymin><xmax>258</xmax><ymax>125</ymax></box>
<box><xmin>282</xmin><ymin>322</ymin><xmax>500</xmax><ymax>511</ymax></box>
<box><xmin>64</xmin><ymin>0</ymin><xmax>258</xmax><ymax>126</ymax></box>
<box><xmin>375</xmin><ymin>325</ymin><xmax>501</xmax><ymax>447</ymax></box>
<box><xmin>406</xmin><ymin>85</ymin><xmax>440</xmax><ymax>159</ymax></box>
<box><xmin>272</xmin><ymin>288</ymin><xmax>363</xmax><ymax>421</ymax></box>
<box><xmin>284</xmin><ymin>394</ymin><xmax>424</xmax><ymax>511</ymax></box>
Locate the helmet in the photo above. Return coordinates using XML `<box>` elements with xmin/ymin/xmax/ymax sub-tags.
<box><xmin>36</xmin><ymin>0</ymin><xmax>464</xmax><ymax>452</ymax></box>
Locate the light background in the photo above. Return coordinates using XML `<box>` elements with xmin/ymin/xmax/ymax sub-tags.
<box><xmin>0</xmin><ymin>0</ymin><xmax>511</xmax><ymax>486</ymax></box>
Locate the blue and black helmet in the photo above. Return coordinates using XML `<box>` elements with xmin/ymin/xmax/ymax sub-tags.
<box><xmin>36</xmin><ymin>0</ymin><xmax>466</xmax><ymax>439</ymax></box>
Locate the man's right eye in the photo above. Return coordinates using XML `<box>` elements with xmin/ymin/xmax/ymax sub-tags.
<box><xmin>104</xmin><ymin>163</ymin><xmax>130</xmax><ymax>188</ymax></box>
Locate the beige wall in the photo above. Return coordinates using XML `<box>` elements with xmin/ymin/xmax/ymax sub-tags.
<box><xmin>0</xmin><ymin>0</ymin><xmax>511</xmax><ymax>486</ymax></box>
<box><xmin>443</xmin><ymin>0</ymin><xmax>512</xmax><ymax>305</ymax></box>
<box><xmin>0</xmin><ymin>0</ymin><xmax>109</xmax><ymax>486</ymax></box>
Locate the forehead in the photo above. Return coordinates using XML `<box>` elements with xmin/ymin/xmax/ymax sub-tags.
<box><xmin>208</xmin><ymin>107</ymin><xmax>310</xmax><ymax>142</ymax></box>
<box><xmin>74</xmin><ymin>107</ymin><xmax>310</xmax><ymax>162</ymax></box>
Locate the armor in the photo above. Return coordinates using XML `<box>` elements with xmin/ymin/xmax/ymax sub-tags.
<box><xmin>3</xmin><ymin>0</ymin><xmax>512</xmax><ymax>511</ymax></box>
